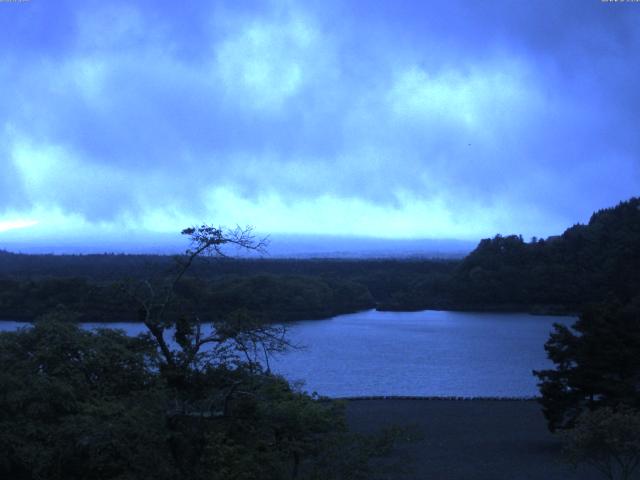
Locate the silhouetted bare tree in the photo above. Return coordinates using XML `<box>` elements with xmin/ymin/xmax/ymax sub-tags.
<box><xmin>126</xmin><ymin>225</ymin><xmax>290</xmax><ymax>386</ymax></box>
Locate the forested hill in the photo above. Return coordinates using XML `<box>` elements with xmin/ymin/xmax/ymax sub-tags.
<box><xmin>0</xmin><ymin>253</ymin><xmax>456</xmax><ymax>322</ymax></box>
<box><xmin>437</xmin><ymin>197</ymin><xmax>640</xmax><ymax>312</ymax></box>
<box><xmin>0</xmin><ymin>197</ymin><xmax>638</xmax><ymax>321</ymax></box>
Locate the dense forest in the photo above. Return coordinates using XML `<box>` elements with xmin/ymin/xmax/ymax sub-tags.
<box><xmin>1</xmin><ymin>197</ymin><xmax>639</xmax><ymax>322</ymax></box>
<box><xmin>0</xmin><ymin>226</ymin><xmax>415</xmax><ymax>480</ymax></box>
<box><xmin>382</xmin><ymin>197</ymin><xmax>640</xmax><ymax>314</ymax></box>
<box><xmin>0</xmin><ymin>254</ymin><xmax>455</xmax><ymax>322</ymax></box>
<box><xmin>454</xmin><ymin>197</ymin><xmax>640</xmax><ymax>311</ymax></box>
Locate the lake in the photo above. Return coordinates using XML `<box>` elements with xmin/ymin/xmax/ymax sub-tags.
<box><xmin>0</xmin><ymin>309</ymin><xmax>574</xmax><ymax>398</ymax></box>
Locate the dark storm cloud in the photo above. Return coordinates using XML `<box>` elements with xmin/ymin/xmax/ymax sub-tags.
<box><xmin>0</xmin><ymin>0</ymin><xmax>638</xmax><ymax>237</ymax></box>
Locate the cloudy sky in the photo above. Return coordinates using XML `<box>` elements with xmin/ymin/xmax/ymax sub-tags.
<box><xmin>1</xmin><ymin>0</ymin><xmax>639</xmax><ymax>250</ymax></box>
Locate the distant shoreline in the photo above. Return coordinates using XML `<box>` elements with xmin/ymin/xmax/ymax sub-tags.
<box><xmin>377</xmin><ymin>303</ymin><xmax>578</xmax><ymax>317</ymax></box>
<box><xmin>0</xmin><ymin>305</ymin><xmax>577</xmax><ymax>324</ymax></box>
<box><xmin>337</xmin><ymin>395</ymin><xmax>540</xmax><ymax>401</ymax></box>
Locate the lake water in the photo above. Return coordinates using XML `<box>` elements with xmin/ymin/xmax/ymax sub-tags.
<box><xmin>0</xmin><ymin>309</ymin><xmax>575</xmax><ymax>398</ymax></box>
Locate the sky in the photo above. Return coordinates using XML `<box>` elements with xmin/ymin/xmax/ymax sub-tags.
<box><xmin>1</xmin><ymin>0</ymin><xmax>639</xmax><ymax>252</ymax></box>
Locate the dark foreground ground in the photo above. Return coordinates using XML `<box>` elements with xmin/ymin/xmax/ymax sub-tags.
<box><xmin>345</xmin><ymin>399</ymin><xmax>601</xmax><ymax>480</ymax></box>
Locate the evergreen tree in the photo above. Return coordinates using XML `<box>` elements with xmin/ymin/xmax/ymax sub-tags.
<box><xmin>534</xmin><ymin>302</ymin><xmax>640</xmax><ymax>431</ymax></box>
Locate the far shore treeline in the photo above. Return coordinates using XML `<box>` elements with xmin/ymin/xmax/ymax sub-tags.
<box><xmin>1</xmin><ymin>197</ymin><xmax>639</xmax><ymax>323</ymax></box>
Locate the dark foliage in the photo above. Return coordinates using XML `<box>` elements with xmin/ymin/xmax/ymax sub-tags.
<box><xmin>0</xmin><ymin>256</ymin><xmax>452</xmax><ymax>322</ymax></box>
<box><xmin>443</xmin><ymin>197</ymin><xmax>640</xmax><ymax>313</ymax></box>
<box><xmin>534</xmin><ymin>302</ymin><xmax>640</xmax><ymax>432</ymax></box>
<box><xmin>0</xmin><ymin>316</ymin><xmax>172</xmax><ymax>480</ymax></box>
<box><xmin>1</xmin><ymin>197</ymin><xmax>639</xmax><ymax>318</ymax></box>
<box><xmin>0</xmin><ymin>224</ymin><xmax>410</xmax><ymax>479</ymax></box>
<box><xmin>0</xmin><ymin>318</ymin><xmax>398</xmax><ymax>480</ymax></box>
<box><xmin>561</xmin><ymin>406</ymin><xmax>640</xmax><ymax>480</ymax></box>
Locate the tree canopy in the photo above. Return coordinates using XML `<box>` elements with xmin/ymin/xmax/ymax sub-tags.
<box><xmin>0</xmin><ymin>225</ymin><xmax>404</xmax><ymax>479</ymax></box>
<box><xmin>534</xmin><ymin>302</ymin><xmax>640</xmax><ymax>432</ymax></box>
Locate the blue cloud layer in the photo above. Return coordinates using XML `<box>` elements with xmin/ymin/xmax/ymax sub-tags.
<box><xmin>1</xmin><ymin>0</ymin><xmax>639</xmax><ymax>240</ymax></box>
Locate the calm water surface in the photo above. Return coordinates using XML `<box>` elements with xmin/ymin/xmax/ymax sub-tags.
<box><xmin>0</xmin><ymin>310</ymin><xmax>575</xmax><ymax>398</ymax></box>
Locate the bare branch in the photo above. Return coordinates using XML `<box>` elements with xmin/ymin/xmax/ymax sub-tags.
<box><xmin>120</xmin><ymin>223</ymin><xmax>288</xmax><ymax>385</ymax></box>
